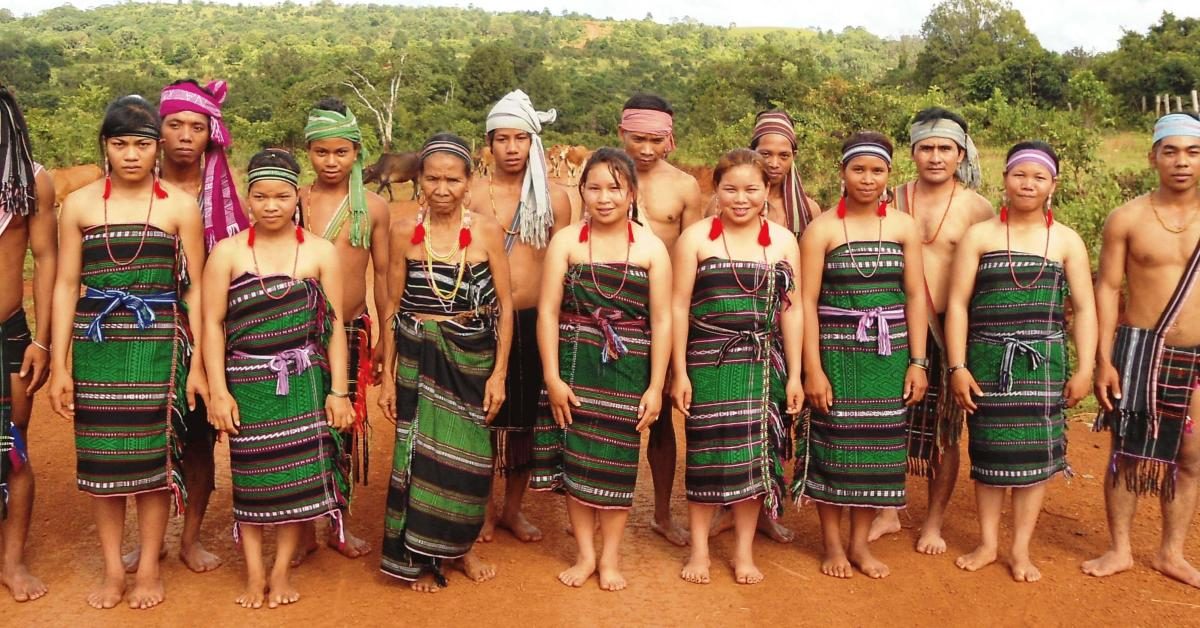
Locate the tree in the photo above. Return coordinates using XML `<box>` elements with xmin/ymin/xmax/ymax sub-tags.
<box><xmin>341</xmin><ymin>56</ymin><xmax>405</xmax><ymax>151</ymax></box>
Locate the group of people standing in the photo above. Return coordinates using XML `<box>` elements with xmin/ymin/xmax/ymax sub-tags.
<box><xmin>0</xmin><ymin>75</ymin><xmax>1198</xmax><ymax>610</ymax></box>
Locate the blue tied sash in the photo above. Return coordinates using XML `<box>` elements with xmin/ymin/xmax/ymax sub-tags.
<box><xmin>84</xmin><ymin>287</ymin><xmax>178</xmax><ymax>342</ymax></box>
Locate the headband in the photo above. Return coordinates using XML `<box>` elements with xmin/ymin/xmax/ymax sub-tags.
<box><xmin>1005</xmin><ymin>148</ymin><xmax>1058</xmax><ymax>178</ymax></box>
<box><xmin>247</xmin><ymin>166</ymin><xmax>299</xmax><ymax>189</ymax></box>
<box><xmin>1152</xmin><ymin>113</ymin><xmax>1200</xmax><ymax>144</ymax></box>
<box><xmin>619</xmin><ymin>108</ymin><xmax>676</xmax><ymax>153</ymax></box>
<box><xmin>303</xmin><ymin>107</ymin><xmax>369</xmax><ymax>248</ymax></box>
<box><xmin>842</xmin><ymin>143</ymin><xmax>893</xmax><ymax>167</ymax></box>
<box><xmin>909</xmin><ymin>117</ymin><xmax>982</xmax><ymax>189</ymax></box>
<box><xmin>419</xmin><ymin>139</ymin><xmax>473</xmax><ymax>170</ymax></box>
<box><xmin>104</xmin><ymin>124</ymin><xmax>160</xmax><ymax>141</ymax></box>
<box><xmin>751</xmin><ymin>111</ymin><xmax>796</xmax><ymax>149</ymax></box>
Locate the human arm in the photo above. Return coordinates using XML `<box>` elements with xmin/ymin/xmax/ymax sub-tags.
<box><xmin>669</xmin><ymin>226</ymin><xmax>699</xmax><ymax>417</ymax></box>
<box><xmin>549</xmin><ymin>185</ymin><xmax>572</xmax><ymax>235</ymax></box>
<box><xmin>778</xmin><ymin>229</ymin><xmax>804</xmax><ymax>415</ymax></box>
<box><xmin>47</xmin><ymin>195</ymin><xmax>83</xmax><ymax>419</ymax></box>
<box><xmin>900</xmin><ymin>217</ymin><xmax>929</xmax><ymax>406</ymax></box>
<box><xmin>638</xmin><ymin>233</ymin><xmax>672</xmax><ymax>432</ymax></box>
<box><xmin>201</xmin><ymin>240</ymin><xmax>238</xmax><ymax>435</ymax></box>
<box><xmin>946</xmin><ymin>226</ymin><xmax>984</xmax><ymax>412</ymax></box>
<box><xmin>1062</xmin><ymin>228</ymin><xmax>1098</xmax><ymax>408</ymax></box>
<box><xmin>21</xmin><ymin>169</ymin><xmax>57</xmax><ymax>393</ymax></box>
<box><xmin>378</xmin><ymin>219</ymin><xmax>412</xmax><ymax>422</ymax></box>
<box><xmin>1093</xmin><ymin>208</ymin><xmax>1128</xmax><ymax>412</ymax></box>
<box><xmin>317</xmin><ymin>240</ymin><xmax>353</xmax><ymax>431</ymax></box>
<box><xmin>367</xmin><ymin>194</ymin><xmax>391</xmax><ymax>380</ymax></box>
<box><xmin>799</xmin><ymin>221</ymin><xmax>832</xmax><ymax>413</ymax></box>
<box><xmin>481</xmin><ymin>219</ymin><xmax>512</xmax><ymax>424</ymax></box>
<box><xmin>680</xmin><ymin>176</ymin><xmax>704</xmax><ymax>229</ymax></box>
<box><xmin>537</xmin><ymin>227</ymin><xmax>576</xmax><ymax>427</ymax></box>
<box><xmin>177</xmin><ymin>198</ymin><xmax>208</xmax><ymax>410</ymax></box>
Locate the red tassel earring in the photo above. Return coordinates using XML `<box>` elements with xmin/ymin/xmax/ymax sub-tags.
<box><xmin>459</xmin><ymin>226</ymin><xmax>472</xmax><ymax>248</ymax></box>
<box><xmin>410</xmin><ymin>209</ymin><xmax>426</xmax><ymax>245</ymax></box>
<box><xmin>876</xmin><ymin>200</ymin><xmax>888</xmax><ymax>217</ymax></box>
<box><xmin>836</xmin><ymin>197</ymin><xmax>847</xmax><ymax>219</ymax></box>
<box><xmin>295</xmin><ymin>225</ymin><xmax>305</xmax><ymax>243</ymax></box>
<box><xmin>757</xmin><ymin>218</ymin><xmax>771</xmax><ymax>246</ymax></box>
<box><xmin>152</xmin><ymin>175</ymin><xmax>169</xmax><ymax>199</ymax></box>
<box><xmin>1000</xmin><ymin>206</ymin><xmax>1009</xmax><ymax>223</ymax></box>
<box><xmin>578</xmin><ymin>215</ymin><xmax>590</xmax><ymax>242</ymax></box>
<box><xmin>1045</xmin><ymin>208</ymin><xmax>1054</xmax><ymax>227</ymax></box>
<box><xmin>627</xmin><ymin>221</ymin><xmax>635</xmax><ymax>243</ymax></box>
<box><xmin>708</xmin><ymin>216</ymin><xmax>723</xmax><ymax>240</ymax></box>
<box><xmin>247</xmin><ymin>225</ymin><xmax>256</xmax><ymax>247</ymax></box>
<box><xmin>103</xmin><ymin>175</ymin><xmax>112</xmax><ymax>200</ymax></box>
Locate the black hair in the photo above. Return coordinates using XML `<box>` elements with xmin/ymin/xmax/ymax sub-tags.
<box><xmin>1005</xmin><ymin>140</ymin><xmax>1059</xmax><ymax>171</ymax></box>
<box><xmin>579</xmin><ymin>147</ymin><xmax>640</xmax><ymax>222</ymax></box>
<box><xmin>418</xmin><ymin>132</ymin><xmax>473</xmax><ymax>174</ymax></box>
<box><xmin>911</xmin><ymin>107</ymin><xmax>969</xmax><ymax>134</ymax></box>
<box><xmin>99</xmin><ymin>95</ymin><xmax>161</xmax><ymax>159</ymax></box>
<box><xmin>248</xmin><ymin>147</ymin><xmax>301</xmax><ymax>174</ymax></box>
<box><xmin>841</xmin><ymin>131</ymin><xmax>894</xmax><ymax>162</ymax></box>
<box><xmin>313</xmin><ymin>96</ymin><xmax>348</xmax><ymax>115</ymax></box>
<box><xmin>622</xmin><ymin>93</ymin><xmax>673</xmax><ymax>116</ymax></box>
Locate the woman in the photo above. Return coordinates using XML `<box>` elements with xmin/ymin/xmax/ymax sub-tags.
<box><xmin>795</xmin><ymin>131</ymin><xmax>928</xmax><ymax>580</ymax></box>
<box><xmin>673</xmin><ymin>149</ymin><xmax>803</xmax><ymax>585</ymax></box>
<box><xmin>947</xmin><ymin>141</ymin><xmax>1096</xmax><ymax>583</ymax></box>
<box><xmin>202</xmin><ymin>149</ymin><xmax>353</xmax><ymax>608</ymax></box>
<box><xmin>530</xmin><ymin>148</ymin><xmax>671</xmax><ymax>591</ymax></box>
<box><xmin>47</xmin><ymin>95</ymin><xmax>206</xmax><ymax>610</ymax></box>
<box><xmin>378</xmin><ymin>133</ymin><xmax>513</xmax><ymax>593</ymax></box>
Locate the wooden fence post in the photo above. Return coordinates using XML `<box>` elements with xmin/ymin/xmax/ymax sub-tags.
<box><xmin>1193</xmin><ymin>90</ymin><xmax>1199</xmax><ymax>114</ymax></box>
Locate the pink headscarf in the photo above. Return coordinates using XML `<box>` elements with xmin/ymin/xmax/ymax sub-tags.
<box><xmin>619</xmin><ymin>109</ymin><xmax>676</xmax><ymax>153</ymax></box>
<box><xmin>158</xmin><ymin>80</ymin><xmax>249</xmax><ymax>251</ymax></box>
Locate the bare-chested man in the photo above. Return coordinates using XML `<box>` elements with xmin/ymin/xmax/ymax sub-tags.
<box><xmin>122</xmin><ymin>78</ymin><xmax>250</xmax><ymax>575</ymax></box>
<box><xmin>295</xmin><ymin>97</ymin><xmax>390</xmax><ymax>563</ymax></box>
<box><xmin>619</xmin><ymin>93</ymin><xmax>703</xmax><ymax>546</ymax></box>
<box><xmin>869</xmin><ymin>108</ymin><xmax>993</xmax><ymax>553</ymax></box>
<box><xmin>1083</xmin><ymin>113</ymin><xmax>1200</xmax><ymax>588</ymax></box>
<box><xmin>0</xmin><ymin>84</ymin><xmax>55</xmax><ymax>603</ymax></box>
<box><xmin>471</xmin><ymin>90</ymin><xmax>571</xmax><ymax>544</ymax></box>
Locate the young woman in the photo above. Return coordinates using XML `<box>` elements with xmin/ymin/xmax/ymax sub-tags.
<box><xmin>795</xmin><ymin>132</ymin><xmax>929</xmax><ymax>580</ymax></box>
<box><xmin>530</xmin><ymin>148</ymin><xmax>671</xmax><ymax>591</ymax></box>
<box><xmin>377</xmin><ymin>133</ymin><xmax>513</xmax><ymax>593</ymax></box>
<box><xmin>673</xmin><ymin>149</ymin><xmax>803</xmax><ymax>585</ymax></box>
<box><xmin>948</xmin><ymin>141</ymin><xmax>1097</xmax><ymax>583</ymax></box>
<box><xmin>47</xmin><ymin>95</ymin><xmax>206</xmax><ymax>610</ymax></box>
<box><xmin>202</xmin><ymin>149</ymin><xmax>352</xmax><ymax>608</ymax></box>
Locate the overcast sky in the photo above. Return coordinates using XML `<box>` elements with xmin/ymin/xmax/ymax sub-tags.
<box><xmin>8</xmin><ymin>0</ymin><xmax>1199</xmax><ymax>53</ymax></box>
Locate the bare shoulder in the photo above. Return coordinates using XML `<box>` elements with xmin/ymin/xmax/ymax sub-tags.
<box><xmin>635</xmin><ymin>221</ymin><xmax>669</xmax><ymax>254</ymax></box>
<box><xmin>678</xmin><ymin>215</ymin><xmax>712</xmax><ymax>242</ymax></box>
<box><xmin>660</xmin><ymin>161</ymin><xmax>700</xmax><ymax>190</ymax></box>
<box><xmin>471</xmin><ymin>209</ymin><xmax>505</xmax><ymax>245</ymax></box>
<box><xmin>550</xmin><ymin>184</ymin><xmax>571</xmax><ymax>209</ymax></box>
<box><xmin>768</xmin><ymin>220</ymin><xmax>801</xmax><ymax>253</ymax></box>
<box><xmin>1103</xmin><ymin>194</ymin><xmax>1147</xmax><ymax>232</ymax></box>
<box><xmin>390</xmin><ymin>215</ymin><xmax>416</xmax><ymax>242</ymax></box>
<box><xmin>964</xmin><ymin>188</ymin><xmax>996</xmax><ymax>222</ymax></box>
<box><xmin>961</xmin><ymin>216</ymin><xmax>998</xmax><ymax>246</ymax></box>
<box><xmin>207</xmin><ymin>231</ymin><xmax>244</xmax><ymax>263</ymax></box>
<box><xmin>305</xmin><ymin>232</ymin><xmax>338</xmax><ymax>257</ymax></box>
<box><xmin>62</xmin><ymin>178</ymin><xmax>103</xmax><ymax>213</ymax></box>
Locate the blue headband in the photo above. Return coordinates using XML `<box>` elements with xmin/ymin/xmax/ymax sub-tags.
<box><xmin>1152</xmin><ymin>113</ymin><xmax>1200</xmax><ymax>145</ymax></box>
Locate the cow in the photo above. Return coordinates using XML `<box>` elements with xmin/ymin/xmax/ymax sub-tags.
<box><xmin>363</xmin><ymin>151</ymin><xmax>420</xmax><ymax>201</ymax></box>
<box><xmin>565</xmin><ymin>145</ymin><xmax>591</xmax><ymax>181</ymax></box>
<box><xmin>474</xmin><ymin>145</ymin><xmax>494</xmax><ymax>179</ymax></box>
<box><xmin>547</xmin><ymin>143</ymin><xmax>569</xmax><ymax>178</ymax></box>
<box><xmin>49</xmin><ymin>164</ymin><xmax>103</xmax><ymax>209</ymax></box>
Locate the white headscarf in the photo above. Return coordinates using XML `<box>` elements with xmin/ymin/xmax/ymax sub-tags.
<box><xmin>486</xmin><ymin>89</ymin><xmax>557</xmax><ymax>250</ymax></box>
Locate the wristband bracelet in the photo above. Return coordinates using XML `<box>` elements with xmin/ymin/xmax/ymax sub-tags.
<box><xmin>31</xmin><ymin>340</ymin><xmax>50</xmax><ymax>352</ymax></box>
<box><xmin>329</xmin><ymin>389</ymin><xmax>350</xmax><ymax>398</ymax></box>
<box><xmin>908</xmin><ymin>357</ymin><xmax>930</xmax><ymax>370</ymax></box>
<box><xmin>946</xmin><ymin>364</ymin><xmax>968</xmax><ymax>375</ymax></box>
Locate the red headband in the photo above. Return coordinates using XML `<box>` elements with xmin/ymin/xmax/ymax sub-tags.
<box><xmin>620</xmin><ymin>109</ymin><xmax>676</xmax><ymax>153</ymax></box>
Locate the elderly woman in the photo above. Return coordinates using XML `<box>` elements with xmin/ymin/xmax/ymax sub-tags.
<box><xmin>377</xmin><ymin>133</ymin><xmax>513</xmax><ymax>593</ymax></box>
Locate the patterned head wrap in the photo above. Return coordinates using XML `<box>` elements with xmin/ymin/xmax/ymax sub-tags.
<box><xmin>1005</xmin><ymin>148</ymin><xmax>1058</xmax><ymax>177</ymax></box>
<box><xmin>619</xmin><ymin>109</ymin><xmax>675</xmax><ymax>153</ymax></box>
<box><xmin>486</xmin><ymin>89</ymin><xmax>557</xmax><ymax>250</ymax></box>
<box><xmin>751</xmin><ymin>110</ymin><xmax>813</xmax><ymax>236</ymax></box>
<box><xmin>842</xmin><ymin>142</ymin><xmax>893</xmax><ymax>167</ymax></box>
<box><xmin>1153</xmin><ymin>113</ymin><xmax>1200</xmax><ymax>145</ymax></box>
<box><xmin>304</xmin><ymin>106</ymin><xmax>369</xmax><ymax>248</ymax></box>
<box><xmin>159</xmin><ymin>80</ymin><xmax>249</xmax><ymax>250</ymax></box>
<box><xmin>909</xmin><ymin>116</ymin><xmax>982</xmax><ymax>190</ymax></box>
<box><xmin>0</xmin><ymin>86</ymin><xmax>36</xmax><ymax>218</ymax></box>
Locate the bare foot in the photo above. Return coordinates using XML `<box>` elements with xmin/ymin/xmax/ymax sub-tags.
<box><xmin>915</xmin><ymin>527</ymin><xmax>948</xmax><ymax>555</ymax></box>
<box><xmin>498</xmin><ymin>510</ymin><xmax>543</xmax><ymax>543</ymax></box>
<box><xmin>234</xmin><ymin>576</ymin><xmax>266</xmax><ymax>609</ymax></box>
<box><xmin>409</xmin><ymin>572</ymin><xmax>441</xmax><ymax>593</ymax></box>
<box><xmin>1081</xmin><ymin>550</ymin><xmax>1134</xmax><ymax>578</ymax></box>
<box><xmin>598</xmin><ymin>557</ymin><xmax>626</xmax><ymax>591</ymax></box>
<box><xmin>867</xmin><ymin>510</ymin><xmax>902</xmax><ymax>542</ymax></box>
<box><xmin>122</xmin><ymin>546</ymin><xmax>167</xmax><ymax>574</ymax></box>
<box><xmin>849</xmin><ymin>546</ymin><xmax>891</xmax><ymax>579</ymax></box>
<box><xmin>477</xmin><ymin>511</ymin><xmax>496</xmax><ymax>543</ymax></box>
<box><xmin>267</xmin><ymin>572</ymin><xmax>300</xmax><ymax>608</ymax></box>
<box><xmin>955</xmin><ymin>545</ymin><xmax>998</xmax><ymax>572</ymax></box>
<box><xmin>821</xmin><ymin>547</ymin><xmax>853</xmax><ymax>579</ymax></box>
<box><xmin>288</xmin><ymin>540</ymin><xmax>319</xmax><ymax>568</ymax></box>
<box><xmin>757</xmin><ymin>514</ymin><xmax>795</xmax><ymax>544</ymax></box>
<box><xmin>327</xmin><ymin>529</ymin><xmax>371</xmax><ymax>559</ymax></box>
<box><xmin>651</xmin><ymin>518</ymin><xmax>690</xmax><ymax>547</ymax></box>
<box><xmin>1151</xmin><ymin>552</ymin><xmax>1200</xmax><ymax>589</ymax></box>
<box><xmin>1010</xmin><ymin>556</ymin><xmax>1042</xmax><ymax>583</ymax></box>
<box><xmin>86</xmin><ymin>572</ymin><xmax>125</xmax><ymax>609</ymax></box>
<box><xmin>181</xmin><ymin>543</ymin><xmax>223</xmax><ymax>573</ymax></box>
<box><xmin>127</xmin><ymin>575</ymin><xmax>165</xmax><ymax>610</ymax></box>
<box><xmin>708</xmin><ymin>509</ymin><xmax>734</xmax><ymax>538</ymax></box>
<box><xmin>454</xmin><ymin>550</ymin><xmax>497</xmax><ymax>583</ymax></box>
<box><xmin>2</xmin><ymin>564</ymin><xmax>48</xmax><ymax>602</ymax></box>
<box><xmin>680</xmin><ymin>555</ymin><xmax>711</xmax><ymax>584</ymax></box>
<box><xmin>557</xmin><ymin>557</ymin><xmax>596</xmax><ymax>587</ymax></box>
<box><xmin>731</xmin><ymin>555</ymin><xmax>764</xmax><ymax>585</ymax></box>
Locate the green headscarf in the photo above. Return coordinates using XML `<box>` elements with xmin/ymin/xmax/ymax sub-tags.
<box><xmin>304</xmin><ymin>107</ymin><xmax>370</xmax><ymax>248</ymax></box>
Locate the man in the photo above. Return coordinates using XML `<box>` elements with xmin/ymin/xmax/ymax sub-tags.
<box><xmin>296</xmin><ymin>97</ymin><xmax>390</xmax><ymax>563</ymax></box>
<box><xmin>619</xmin><ymin>93</ymin><xmax>703</xmax><ymax>546</ymax></box>
<box><xmin>1083</xmin><ymin>112</ymin><xmax>1200</xmax><ymax>588</ymax></box>
<box><xmin>868</xmin><ymin>107</ymin><xmax>992</xmax><ymax>554</ymax></box>
<box><xmin>120</xmin><ymin>79</ymin><xmax>250</xmax><ymax>574</ymax></box>
<box><xmin>0</xmin><ymin>84</ymin><xmax>55</xmax><ymax>603</ymax></box>
<box><xmin>470</xmin><ymin>90</ymin><xmax>571</xmax><ymax>543</ymax></box>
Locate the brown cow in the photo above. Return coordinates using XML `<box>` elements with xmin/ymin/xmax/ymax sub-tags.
<box><xmin>474</xmin><ymin>145</ymin><xmax>494</xmax><ymax>179</ymax></box>
<box><xmin>363</xmin><ymin>151</ymin><xmax>420</xmax><ymax>201</ymax></box>
<box><xmin>547</xmin><ymin>143</ymin><xmax>568</xmax><ymax>178</ymax></box>
<box><xmin>49</xmin><ymin>164</ymin><xmax>103</xmax><ymax>209</ymax></box>
<box><xmin>565</xmin><ymin>145</ymin><xmax>591</xmax><ymax>181</ymax></box>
